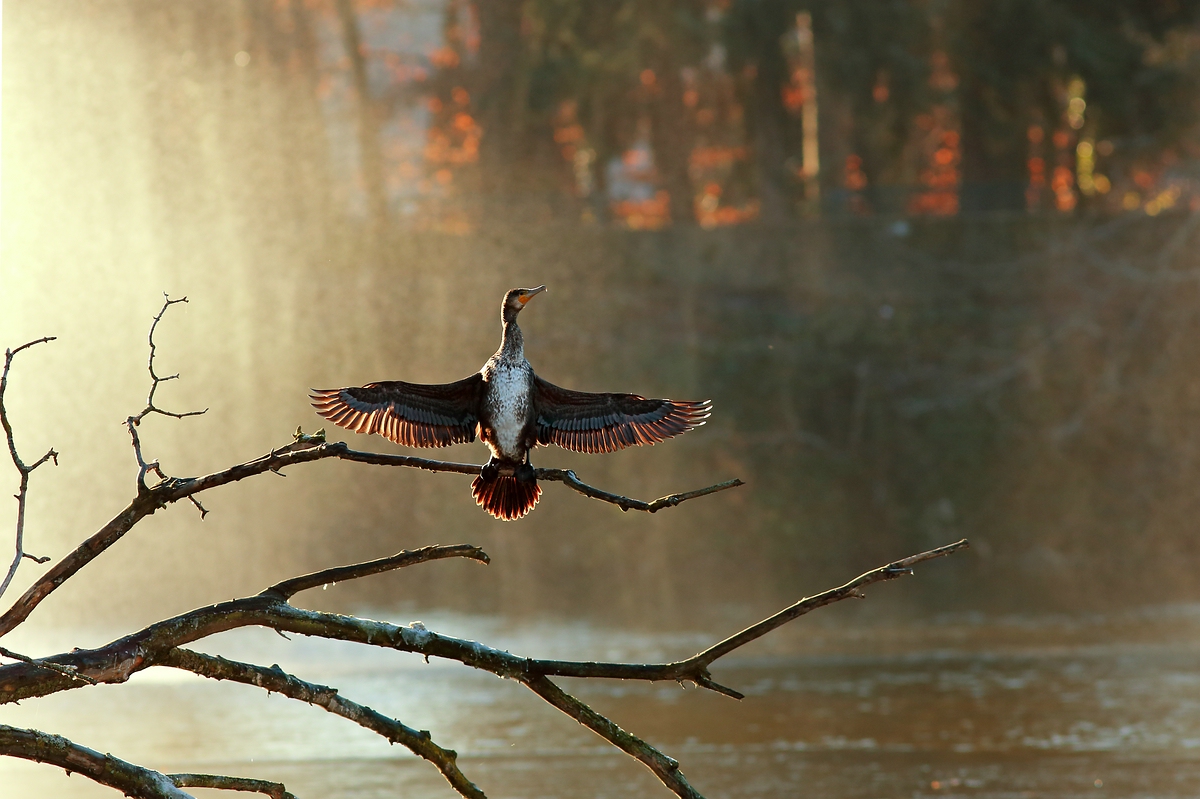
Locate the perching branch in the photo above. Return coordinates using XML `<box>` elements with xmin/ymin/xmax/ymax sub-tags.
<box><xmin>0</xmin><ymin>438</ymin><xmax>739</xmax><ymax>638</ymax></box>
<box><xmin>1</xmin><ymin>337</ymin><xmax>58</xmax><ymax>604</ymax></box>
<box><xmin>537</xmin><ymin>469</ymin><xmax>743</xmax><ymax>512</ymax></box>
<box><xmin>0</xmin><ymin>298</ymin><xmax>740</xmax><ymax>636</ymax></box>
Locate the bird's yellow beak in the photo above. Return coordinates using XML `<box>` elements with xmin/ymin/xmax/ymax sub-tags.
<box><xmin>518</xmin><ymin>285</ymin><xmax>547</xmax><ymax>305</ymax></box>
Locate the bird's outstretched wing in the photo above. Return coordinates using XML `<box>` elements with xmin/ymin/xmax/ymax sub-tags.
<box><xmin>310</xmin><ymin>374</ymin><xmax>484</xmax><ymax>448</ymax></box>
<box><xmin>533</xmin><ymin>375</ymin><xmax>711</xmax><ymax>454</ymax></box>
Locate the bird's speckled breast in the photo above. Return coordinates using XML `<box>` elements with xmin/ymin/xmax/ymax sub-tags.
<box><xmin>482</xmin><ymin>358</ymin><xmax>534</xmax><ymax>460</ymax></box>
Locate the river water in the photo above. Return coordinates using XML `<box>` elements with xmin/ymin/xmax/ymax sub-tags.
<box><xmin>5</xmin><ymin>604</ymin><xmax>1200</xmax><ymax>798</ymax></box>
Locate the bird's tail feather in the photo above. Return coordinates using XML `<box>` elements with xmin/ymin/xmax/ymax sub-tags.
<box><xmin>471</xmin><ymin>474</ymin><xmax>541</xmax><ymax>521</ymax></box>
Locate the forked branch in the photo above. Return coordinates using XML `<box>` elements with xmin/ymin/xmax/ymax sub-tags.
<box><xmin>0</xmin><ymin>337</ymin><xmax>58</xmax><ymax>603</ymax></box>
<box><xmin>0</xmin><ymin>540</ymin><xmax>968</xmax><ymax>799</ymax></box>
<box><xmin>0</xmin><ymin>724</ymin><xmax>192</xmax><ymax>799</ymax></box>
<box><xmin>124</xmin><ymin>294</ymin><xmax>207</xmax><ymax>509</ymax></box>
<box><xmin>161</xmin><ymin>648</ymin><xmax>484</xmax><ymax>799</ymax></box>
<box><xmin>0</xmin><ymin>722</ymin><xmax>297</xmax><ymax>799</ymax></box>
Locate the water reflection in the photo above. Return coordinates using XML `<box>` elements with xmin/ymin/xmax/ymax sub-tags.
<box><xmin>6</xmin><ymin>607</ymin><xmax>1200</xmax><ymax>797</ymax></box>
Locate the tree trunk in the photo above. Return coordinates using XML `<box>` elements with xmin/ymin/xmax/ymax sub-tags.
<box><xmin>334</xmin><ymin>0</ymin><xmax>389</xmax><ymax>239</ymax></box>
<box><xmin>730</xmin><ymin>0</ymin><xmax>794</xmax><ymax>225</ymax></box>
<box><xmin>958</xmin><ymin>74</ymin><xmax>1028</xmax><ymax>212</ymax></box>
<box><xmin>473</xmin><ymin>0</ymin><xmax>527</xmax><ymax>211</ymax></box>
<box><xmin>650</xmin><ymin>53</ymin><xmax>697</xmax><ymax>225</ymax></box>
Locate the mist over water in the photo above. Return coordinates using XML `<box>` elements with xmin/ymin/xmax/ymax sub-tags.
<box><xmin>6</xmin><ymin>3</ymin><xmax>1200</xmax><ymax>797</ymax></box>
<box><xmin>6</xmin><ymin>212</ymin><xmax>1200</xmax><ymax>629</ymax></box>
<box><xmin>7</xmin><ymin>2</ymin><xmax>1200</xmax><ymax>626</ymax></box>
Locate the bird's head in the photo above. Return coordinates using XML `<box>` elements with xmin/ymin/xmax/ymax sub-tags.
<box><xmin>503</xmin><ymin>285</ymin><xmax>546</xmax><ymax>317</ymax></box>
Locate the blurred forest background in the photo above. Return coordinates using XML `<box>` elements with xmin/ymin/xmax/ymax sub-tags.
<box><xmin>6</xmin><ymin>0</ymin><xmax>1200</xmax><ymax>631</ymax></box>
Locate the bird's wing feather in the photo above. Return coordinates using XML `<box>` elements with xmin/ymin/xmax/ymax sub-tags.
<box><xmin>533</xmin><ymin>375</ymin><xmax>711</xmax><ymax>454</ymax></box>
<box><xmin>310</xmin><ymin>374</ymin><xmax>484</xmax><ymax>448</ymax></box>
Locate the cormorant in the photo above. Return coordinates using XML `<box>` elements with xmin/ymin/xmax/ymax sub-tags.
<box><xmin>310</xmin><ymin>286</ymin><xmax>711</xmax><ymax>520</ymax></box>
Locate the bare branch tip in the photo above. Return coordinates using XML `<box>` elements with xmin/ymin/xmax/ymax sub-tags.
<box><xmin>188</xmin><ymin>496</ymin><xmax>209</xmax><ymax>519</ymax></box>
<box><xmin>6</xmin><ymin>336</ymin><xmax>58</xmax><ymax>362</ymax></box>
<box><xmin>29</xmin><ymin>449</ymin><xmax>58</xmax><ymax>471</ymax></box>
<box><xmin>695</xmin><ymin>673</ymin><xmax>745</xmax><ymax>700</ymax></box>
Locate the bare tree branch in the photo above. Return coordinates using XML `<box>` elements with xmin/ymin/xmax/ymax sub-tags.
<box><xmin>0</xmin><ymin>439</ymin><xmax>738</xmax><ymax>637</ymax></box>
<box><xmin>129</xmin><ymin>295</ymin><xmax>207</xmax><ymax>426</ymax></box>
<box><xmin>0</xmin><ymin>540</ymin><xmax>968</xmax><ymax>703</ymax></box>
<box><xmin>161</xmin><ymin>648</ymin><xmax>484</xmax><ymax>799</ymax></box>
<box><xmin>0</xmin><ymin>724</ymin><xmax>193</xmax><ymax>799</ymax></box>
<box><xmin>681</xmin><ymin>538</ymin><xmax>969</xmax><ymax>672</ymax></box>
<box><xmin>168</xmin><ymin>773</ymin><xmax>296</xmax><ymax>799</ymax></box>
<box><xmin>0</xmin><ymin>300</ymin><xmax>740</xmax><ymax>635</ymax></box>
<box><xmin>0</xmin><ymin>540</ymin><xmax>967</xmax><ymax>799</ymax></box>
<box><xmin>522</xmin><ymin>673</ymin><xmax>701</xmax><ymax>799</ymax></box>
<box><xmin>508</xmin><ymin>538</ymin><xmax>970</xmax><ymax>699</ymax></box>
<box><xmin>125</xmin><ymin>294</ymin><xmax>207</xmax><ymax>508</ymax></box>
<box><xmin>0</xmin><ymin>645</ymin><xmax>96</xmax><ymax>685</ymax></box>
<box><xmin>536</xmin><ymin>469</ymin><xmax>744</xmax><ymax>512</ymax></box>
<box><xmin>1</xmin><ymin>337</ymin><xmax>58</xmax><ymax>604</ymax></box>
<box><xmin>262</xmin><ymin>543</ymin><xmax>490</xmax><ymax>601</ymax></box>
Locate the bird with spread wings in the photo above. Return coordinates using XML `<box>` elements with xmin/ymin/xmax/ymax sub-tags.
<box><xmin>312</xmin><ymin>287</ymin><xmax>711</xmax><ymax>520</ymax></box>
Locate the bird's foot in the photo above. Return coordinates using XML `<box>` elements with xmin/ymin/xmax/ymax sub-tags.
<box><xmin>480</xmin><ymin>460</ymin><xmax>500</xmax><ymax>482</ymax></box>
<box><xmin>515</xmin><ymin>462</ymin><xmax>536</xmax><ymax>484</ymax></box>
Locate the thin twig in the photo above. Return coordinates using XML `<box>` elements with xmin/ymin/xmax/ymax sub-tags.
<box><xmin>683</xmin><ymin>538</ymin><xmax>969</xmax><ymax>670</ymax></box>
<box><xmin>169</xmin><ymin>773</ymin><xmax>296</xmax><ymax>799</ymax></box>
<box><xmin>498</xmin><ymin>539</ymin><xmax>970</xmax><ymax>699</ymax></box>
<box><xmin>262</xmin><ymin>544</ymin><xmax>490</xmax><ymax>601</ymax></box>
<box><xmin>0</xmin><ymin>645</ymin><xmax>97</xmax><ymax>685</ymax></box>
<box><xmin>1</xmin><ymin>337</ymin><xmax>59</xmax><ymax>604</ymax></box>
<box><xmin>162</xmin><ymin>649</ymin><xmax>484</xmax><ymax>799</ymax></box>
<box><xmin>125</xmin><ymin>294</ymin><xmax>207</xmax><ymax>498</ymax></box>
<box><xmin>537</xmin><ymin>470</ymin><xmax>744</xmax><ymax>512</ymax></box>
